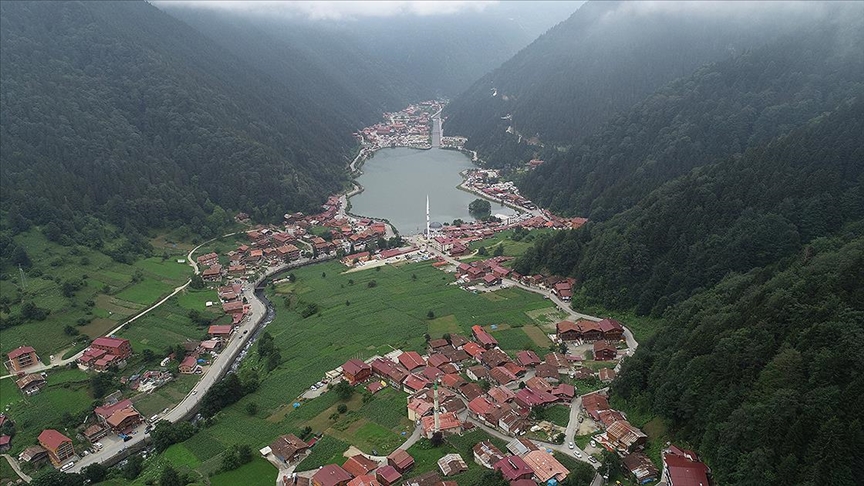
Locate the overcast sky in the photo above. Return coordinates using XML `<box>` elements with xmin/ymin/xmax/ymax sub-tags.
<box><xmin>154</xmin><ymin>1</ymin><xmax>503</xmax><ymax>20</ymax></box>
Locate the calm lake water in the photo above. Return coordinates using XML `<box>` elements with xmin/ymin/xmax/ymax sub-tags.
<box><xmin>349</xmin><ymin>148</ymin><xmax>516</xmax><ymax>235</ymax></box>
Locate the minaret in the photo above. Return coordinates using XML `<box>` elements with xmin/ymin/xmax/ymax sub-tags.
<box><xmin>426</xmin><ymin>195</ymin><xmax>431</xmax><ymax>243</ymax></box>
<box><xmin>433</xmin><ymin>381</ymin><xmax>440</xmax><ymax>433</ymax></box>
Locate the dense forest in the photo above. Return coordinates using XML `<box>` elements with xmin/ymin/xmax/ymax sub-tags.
<box><xmin>505</xmin><ymin>7</ymin><xmax>864</xmax><ymax>483</ymax></box>
<box><xmin>443</xmin><ymin>1</ymin><xmax>849</xmax><ymax>168</ymax></box>
<box><xmin>0</xmin><ymin>1</ymin><xmax>365</xmax><ymax>239</ymax></box>
<box><xmin>519</xmin><ymin>17</ymin><xmax>864</xmax><ymax>219</ymax></box>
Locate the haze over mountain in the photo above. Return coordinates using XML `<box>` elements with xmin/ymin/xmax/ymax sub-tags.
<box><xmin>444</xmin><ymin>0</ymin><xmax>846</xmax><ymax>166</ymax></box>
<box><xmin>159</xmin><ymin>1</ymin><xmax>582</xmax><ymax>98</ymax></box>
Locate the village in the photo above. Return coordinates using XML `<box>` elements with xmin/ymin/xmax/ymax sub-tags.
<box><xmin>1</xmin><ymin>103</ymin><xmax>709</xmax><ymax>486</ymax></box>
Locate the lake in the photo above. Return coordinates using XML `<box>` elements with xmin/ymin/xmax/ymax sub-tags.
<box><xmin>349</xmin><ymin>147</ymin><xmax>516</xmax><ymax>235</ymax></box>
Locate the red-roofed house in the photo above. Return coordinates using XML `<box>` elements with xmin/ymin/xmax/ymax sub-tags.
<box><xmin>420</xmin><ymin>412</ymin><xmax>462</xmax><ymax>438</ymax></box>
<box><xmin>312</xmin><ymin>464</ymin><xmax>353</xmax><ymax>486</ymax></box>
<box><xmin>593</xmin><ymin>341</ymin><xmax>617</xmax><ymax>361</ymax></box>
<box><xmin>343</xmin><ymin>359</ymin><xmax>372</xmax><ymax>385</ymax></box>
<box><xmin>494</xmin><ymin>456</ymin><xmax>534</xmax><ymax>481</ymax></box>
<box><xmin>515</xmin><ymin>350</ymin><xmax>541</xmax><ymax>367</ymax></box>
<box><xmin>376</xmin><ymin>465</ymin><xmax>402</xmax><ymax>485</ymax></box>
<box><xmin>208</xmin><ymin>325</ymin><xmax>233</xmax><ymax>340</ymax></box>
<box><xmin>91</xmin><ymin>337</ymin><xmax>132</xmax><ymax>359</ymax></box>
<box><xmin>463</xmin><ymin>342</ymin><xmax>486</xmax><ymax>359</ymax></box>
<box><xmin>663</xmin><ymin>447</ymin><xmax>711</xmax><ymax>486</ymax></box>
<box><xmin>7</xmin><ymin>346</ymin><xmax>39</xmax><ymax>372</ymax></box>
<box><xmin>556</xmin><ymin>321</ymin><xmax>581</xmax><ymax>341</ymax></box>
<box><xmin>347</xmin><ymin>475</ymin><xmax>381</xmax><ymax>486</ymax></box>
<box><xmin>514</xmin><ymin>388</ymin><xmax>558</xmax><ymax>409</ymax></box>
<box><xmin>38</xmin><ymin>429</ymin><xmax>74</xmax><ymax>466</ymax></box>
<box><xmin>471</xmin><ymin>325</ymin><xmax>498</xmax><ymax>349</ymax></box>
<box><xmin>403</xmin><ymin>374</ymin><xmax>431</xmax><ymax>393</ymax></box>
<box><xmin>598</xmin><ymin>318</ymin><xmax>625</xmax><ymax>341</ymax></box>
<box><xmin>398</xmin><ymin>351</ymin><xmax>426</xmax><ymax>371</ymax></box>
<box><xmin>343</xmin><ymin>455</ymin><xmax>378</xmax><ymax>478</ymax></box>
<box><xmin>387</xmin><ymin>449</ymin><xmax>414</xmax><ymax>473</ymax></box>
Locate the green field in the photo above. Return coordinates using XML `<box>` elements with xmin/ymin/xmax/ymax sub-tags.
<box><xmin>131</xmin><ymin>258</ymin><xmax>554</xmax><ymax>480</ymax></box>
<box><xmin>543</xmin><ymin>405</ymin><xmax>572</xmax><ymax>428</ymax></box>
<box><xmin>209</xmin><ymin>457</ymin><xmax>277</xmax><ymax>486</ymax></box>
<box><xmin>467</xmin><ymin>228</ymin><xmax>554</xmax><ymax>261</ymax></box>
<box><xmin>405</xmin><ymin>430</ymin><xmax>509</xmax><ymax>484</ymax></box>
<box><xmin>0</xmin><ymin>229</ymin><xmax>192</xmax><ymax>358</ymax></box>
<box><xmin>2</xmin><ymin>367</ymin><xmax>92</xmax><ymax>455</ymax></box>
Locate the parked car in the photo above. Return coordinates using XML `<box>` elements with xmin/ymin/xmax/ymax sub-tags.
<box><xmin>568</xmin><ymin>442</ymin><xmax>574</xmax><ymax>449</ymax></box>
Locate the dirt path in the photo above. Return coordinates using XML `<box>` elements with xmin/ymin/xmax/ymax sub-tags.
<box><xmin>2</xmin><ymin>454</ymin><xmax>31</xmax><ymax>483</ymax></box>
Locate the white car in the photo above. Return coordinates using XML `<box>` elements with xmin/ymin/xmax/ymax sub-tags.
<box><xmin>574</xmin><ymin>450</ymin><xmax>582</xmax><ymax>458</ymax></box>
<box><xmin>568</xmin><ymin>442</ymin><xmax>574</xmax><ymax>449</ymax></box>
<box><xmin>589</xmin><ymin>456</ymin><xmax>598</xmax><ymax>464</ymax></box>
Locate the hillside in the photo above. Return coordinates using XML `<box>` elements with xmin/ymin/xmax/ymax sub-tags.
<box><xmin>443</xmin><ymin>1</ymin><xmax>846</xmax><ymax>167</ymax></box>
<box><xmin>520</xmin><ymin>12</ymin><xmax>864</xmax><ymax>219</ymax></box>
<box><xmin>0</xmin><ymin>1</ymin><xmax>366</xmax><ymax>236</ymax></box>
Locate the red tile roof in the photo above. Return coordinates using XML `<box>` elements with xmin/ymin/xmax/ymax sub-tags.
<box><xmin>343</xmin><ymin>359</ymin><xmax>371</xmax><ymax>376</ymax></box>
<box><xmin>398</xmin><ymin>351</ymin><xmax>426</xmax><ymax>371</ymax></box>
<box><xmin>7</xmin><ymin>346</ymin><xmax>36</xmax><ymax>360</ymax></box>
<box><xmin>38</xmin><ymin>429</ymin><xmax>71</xmax><ymax>450</ymax></box>
<box><xmin>312</xmin><ymin>464</ymin><xmax>353</xmax><ymax>486</ymax></box>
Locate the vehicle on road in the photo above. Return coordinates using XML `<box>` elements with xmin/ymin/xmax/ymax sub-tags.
<box><xmin>589</xmin><ymin>456</ymin><xmax>598</xmax><ymax>464</ymax></box>
<box><xmin>191</xmin><ymin>390</ymin><xmax>197</xmax><ymax>395</ymax></box>
<box><xmin>574</xmin><ymin>450</ymin><xmax>582</xmax><ymax>458</ymax></box>
<box><xmin>568</xmin><ymin>442</ymin><xmax>574</xmax><ymax>449</ymax></box>
<box><xmin>60</xmin><ymin>461</ymin><xmax>75</xmax><ymax>471</ymax></box>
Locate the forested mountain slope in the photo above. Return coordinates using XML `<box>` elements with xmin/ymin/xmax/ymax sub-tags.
<box><xmin>444</xmin><ymin>1</ymin><xmax>847</xmax><ymax>167</ymax></box>
<box><xmin>514</xmin><ymin>90</ymin><xmax>864</xmax><ymax>486</ymax></box>
<box><xmin>161</xmin><ymin>7</ymin><xmax>419</xmax><ymax>119</ymax></box>
<box><xmin>520</xmin><ymin>12</ymin><xmax>864</xmax><ymax>219</ymax></box>
<box><xmin>0</xmin><ymin>0</ymin><xmax>364</xmax><ymax>236</ymax></box>
<box><xmin>614</xmin><ymin>231</ymin><xmax>864</xmax><ymax>486</ymax></box>
<box><xmin>514</xmin><ymin>99</ymin><xmax>864</xmax><ymax>313</ymax></box>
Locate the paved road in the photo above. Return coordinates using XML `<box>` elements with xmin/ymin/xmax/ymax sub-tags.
<box><xmin>70</xmin><ymin>252</ymin><xmax>335</xmax><ymax>473</ymax></box>
<box><xmin>2</xmin><ymin>453</ymin><xmax>32</xmax><ymax>483</ymax></box>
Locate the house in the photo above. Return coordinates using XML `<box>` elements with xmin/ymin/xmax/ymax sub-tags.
<box><xmin>552</xmin><ymin>281</ymin><xmax>572</xmax><ymax>301</ymax></box>
<box><xmin>489</xmin><ymin>366</ymin><xmax>518</xmax><ymax>387</ymax></box>
<box><xmin>534</xmin><ymin>364</ymin><xmax>559</xmax><ymax>382</ymax></box>
<box><xmin>471</xmin><ymin>325</ymin><xmax>498</xmax><ymax>349</ymax></box>
<box><xmin>593</xmin><ymin>341</ymin><xmax>617</xmax><ymax>361</ymax></box>
<box><xmin>598</xmin><ymin>410</ymin><xmax>628</xmax><ymax>428</ymax></box>
<box><xmin>598</xmin><ymin>318</ymin><xmax>625</xmax><ymax>341</ymax></box>
<box><xmin>387</xmin><ymin>449</ymin><xmax>414</xmax><ymax>473</ymax></box>
<box><xmin>196</xmin><ymin>252</ymin><xmax>219</xmax><ymax>267</ymax></box>
<box><xmin>94</xmin><ymin>399</ymin><xmax>143</xmax><ymax>433</ymax></box>
<box><xmin>376</xmin><ymin>465</ymin><xmax>402</xmax><ymax>486</ymax></box>
<box><xmin>481</xmin><ymin>348</ymin><xmax>511</xmax><ymax>368</ymax></box>
<box><xmin>398</xmin><ymin>352</ymin><xmax>426</xmax><ymax>371</ymax></box>
<box><xmin>179</xmin><ymin>355</ymin><xmax>199</xmax><ymax>374</ymax></box>
<box><xmin>544</xmin><ymin>353</ymin><xmax>569</xmax><ymax>370</ymax></box>
<box><xmin>421</xmin><ymin>366</ymin><xmax>443</xmax><ymax>382</ymax></box>
<box><xmin>498</xmin><ymin>410</ymin><xmax>530</xmax><ymax>436</ymax></box>
<box><xmin>312</xmin><ymin>464</ymin><xmax>353</xmax><ymax>486</ymax></box>
<box><xmin>228</xmin><ymin>264</ymin><xmax>246</xmax><ymax>276</ymax></box>
<box><xmin>599</xmin><ymin>368</ymin><xmax>617</xmax><ymax>383</ymax></box>
<box><xmin>202</xmin><ymin>264</ymin><xmax>223</xmax><ymax>281</ymax></box>
<box><xmin>407</xmin><ymin>398</ymin><xmax>433</xmax><ymax>421</ymax></box>
<box><xmin>428</xmin><ymin>338</ymin><xmax>450</xmax><ymax>351</ymax></box>
<box><xmin>347</xmin><ymin>476</ymin><xmax>380</xmax><ymax>486</ymax></box>
<box><xmin>440</xmin><ymin>374</ymin><xmax>466</xmax><ymax>390</ymax></box>
<box><xmin>550</xmin><ymin>383</ymin><xmax>576</xmax><ymax>401</ymax></box>
<box><xmin>343</xmin><ymin>359</ymin><xmax>372</xmax><ymax>385</ymax></box>
<box><xmin>426</xmin><ymin>353</ymin><xmax>450</xmax><ymax>369</ymax></box>
<box><xmin>343</xmin><ymin>455</ymin><xmax>379</xmax><ymax>478</ymax></box>
<box><xmin>524</xmin><ymin>377</ymin><xmax>553</xmax><ymax>393</ymax></box>
<box><xmin>91</xmin><ymin>337</ymin><xmax>132</xmax><ymax>360</ymax></box>
<box><xmin>466</xmin><ymin>365</ymin><xmax>489</xmax><ymax>382</ymax></box>
<box><xmin>222</xmin><ymin>301</ymin><xmax>245</xmax><ymax>315</ymax></box>
<box><xmin>277</xmin><ymin>244</ymin><xmax>301</xmax><ymax>261</ymax></box>
<box><xmin>269</xmin><ymin>434</ymin><xmax>310</xmax><ymax>464</ymax></box>
<box><xmin>556</xmin><ymin>321</ymin><xmax>581</xmax><ymax>341</ymax></box>
<box><xmin>0</xmin><ymin>435</ymin><xmax>10</xmax><ymax>452</ymax></box>
<box><xmin>7</xmin><ymin>345</ymin><xmax>39</xmax><ymax>372</ymax></box>
<box><xmin>662</xmin><ymin>446</ymin><xmax>711</xmax><ymax>486</ymax></box>
<box><xmin>458</xmin><ymin>382</ymin><xmax>484</xmax><ymax>402</ymax></box>
<box><xmin>437</xmin><ymin>453</ymin><xmax>467</xmax><ymax>476</ymax></box>
<box><xmin>488</xmin><ymin>386</ymin><xmax>516</xmax><ymax>405</ymax></box>
<box><xmin>494</xmin><ymin>456</ymin><xmax>534</xmax><ymax>481</ymax></box>
<box><xmin>82</xmin><ymin>424</ymin><xmax>108</xmax><ymax>443</ymax></box>
<box><xmin>506</xmin><ymin>437</ymin><xmax>539</xmax><ymax>457</ymax></box>
<box><xmin>522</xmin><ymin>450</ymin><xmax>569</xmax><ymax>483</ymax></box>
<box><xmin>18</xmin><ymin>445</ymin><xmax>48</xmax><ymax>465</ymax></box>
<box><xmin>514</xmin><ymin>387</ymin><xmax>558</xmax><ymax>410</ymax></box>
<box><xmin>420</xmin><ymin>412</ymin><xmax>462</xmax><ymax>438</ymax></box>
<box><xmin>623</xmin><ymin>452</ymin><xmax>660</xmax><ymax>484</ymax></box>
<box><xmin>208</xmin><ymin>325</ymin><xmax>233</xmax><ymax>340</ymax></box>
<box><xmin>449</xmin><ymin>334</ymin><xmax>470</xmax><ymax>349</ymax></box>
<box><xmin>468</xmin><ymin>396</ymin><xmax>499</xmax><ymax>425</ymax></box>
<box><xmin>606</xmin><ymin>420</ymin><xmax>648</xmax><ymax>452</ymax></box>
<box><xmin>463</xmin><ymin>342</ymin><xmax>486</xmax><ymax>359</ymax></box>
<box><xmin>578</xmin><ymin>320</ymin><xmax>603</xmax><ymax>341</ymax></box>
<box><xmin>515</xmin><ymin>350</ymin><xmax>541</xmax><ymax>367</ymax></box>
<box><xmin>403</xmin><ymin>374</ymin><xmax>431</xmax><ymax>393</ymax></box>
<box><xmin>483</xmin><ymin>274</ymin><xmax>501</xmax><ymax>287</ymax></box>
<box><xmin>582</xmin><ymin>393</ymin><xmax>611</xmax><ymax>421</ymax></box>
<box><xmin>503</xmin><ymin>361</ymin><xmax>526</xmax><ymax>377</ymax></box>
<box><xmin>38</xmin><ymin>429</ymin><xmax>75</xmax><ymax>467</ymax></box>
<box><xmin>16</xmin><ymin>373</ymin><xmax>46</xmax><ymax>395</ymax></box>
<box><xmin>473</xmin><ymin>441</ymin><xmax>505</xmax><ymax>469</ymax></box>
<box><xmin>371</xmin><ymin>358</ymin><xmax>408</xmax><ymax>386</ymax></box>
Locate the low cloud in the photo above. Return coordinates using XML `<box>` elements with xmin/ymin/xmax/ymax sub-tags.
<box><xmin>155</xmin><ymin>1</ymin><xmax>498</xmax><ymax>20</ymax></box>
